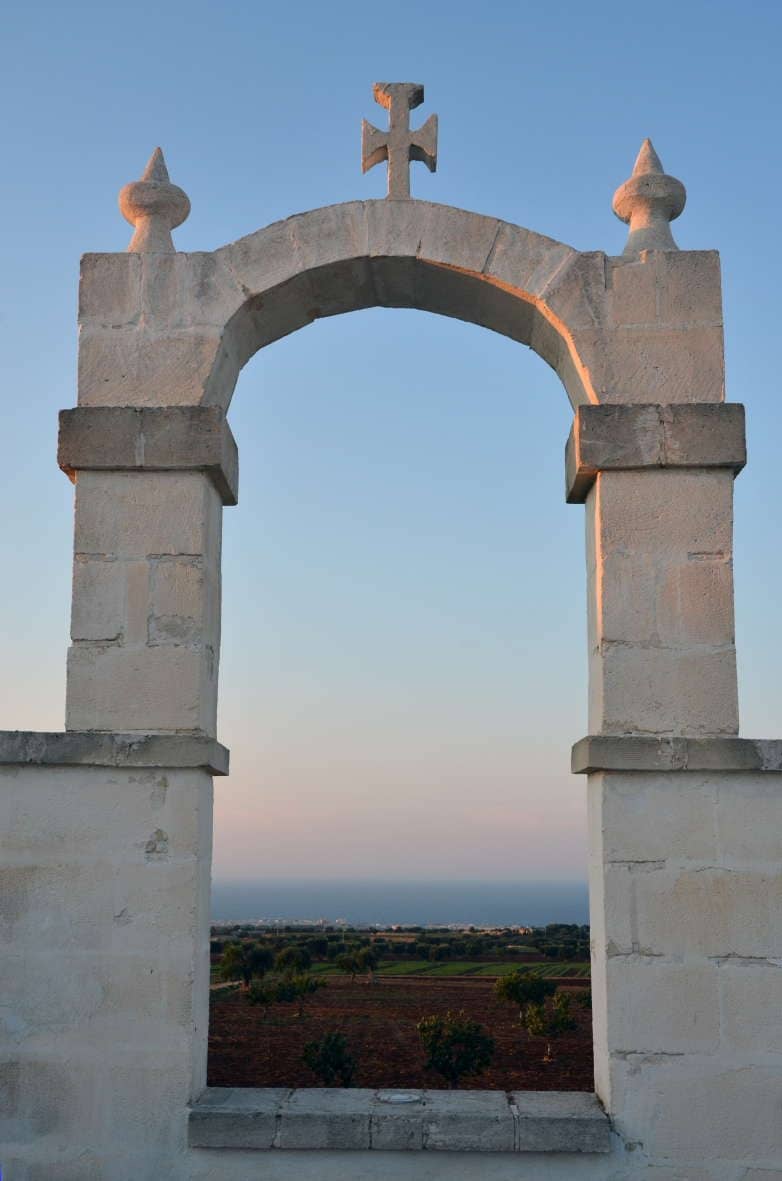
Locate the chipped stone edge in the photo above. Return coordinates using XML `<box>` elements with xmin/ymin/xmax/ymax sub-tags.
<box><xmin>187</xmin><ymin>1087</ymin><xmax>611</xmax><ymax>1153</ymax></box>
<box><xmin>565</xmin><ymin>403</ymin><xmax>746</xmax><ymax>504</ymax></box>
<box><xmin>572</xmin><ymin>735</ymin><xmax>782</xmax><ymax>774</ymax></box>
<box><xmin>0</xmin><ymin>730</ymin><xmax>229</xmax><ymax>776</ymax></box>
<box><xmin>58</xmin><ymin>406</ymin><xmax>239</xmax><ymax>506</ymax></box>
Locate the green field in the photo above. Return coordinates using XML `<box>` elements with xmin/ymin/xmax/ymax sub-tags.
<box><xmin>213</xmin><ymin>958</ymin><xmax>590</xmax><ymax>981</ymax></box>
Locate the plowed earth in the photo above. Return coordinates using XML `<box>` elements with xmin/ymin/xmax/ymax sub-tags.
<box><xmin>208</xmin><ymin>976</ymin><xmax>593</xmax><ymax>1090</ymax></box>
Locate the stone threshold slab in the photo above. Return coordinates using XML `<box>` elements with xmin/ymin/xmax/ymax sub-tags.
<box><xmin>0</xmin><ymin>730</ymin><xmax>229</xmax><ymax>775</ymax></box>
<box><xmin>188</xmin><ymin>1087</ymin><xmax>610</xmax><ymax>1153</ymax></box>
<box><xmin>572</xmin><ymin>735</ymin><xmax>782</xmax><ymax>774</ymax></box>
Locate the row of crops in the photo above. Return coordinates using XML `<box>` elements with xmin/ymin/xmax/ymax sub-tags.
<box><xmin>307</xmin><ymin>960</ymin><xmax>590</xmax><ymax>979</ymax></box>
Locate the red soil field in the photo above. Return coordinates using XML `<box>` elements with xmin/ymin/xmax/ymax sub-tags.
<box><xmin>208</xmin><ymin>975</ymin><xmax>593</xmax><ymax>1091</ymax></box>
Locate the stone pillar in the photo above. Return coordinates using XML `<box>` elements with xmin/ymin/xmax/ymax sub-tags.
<box><xmin>58</xmin><ymin>408</ymin><xmax>238</xmax><ymax>736</ymax></box>
<box><xmin>567</xmin><ymin>404</ymin><xmax>746</xmax><ymax>738</ymax></box>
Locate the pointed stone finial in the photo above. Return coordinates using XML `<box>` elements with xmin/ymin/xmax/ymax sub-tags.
<box><xmin>612</xmin><ymin>139</ymin><xmax>686</xmax><ymax>255</ymax></box>
<box><xmin>118</xmin><ymin>148</ymin><xmax>191</xmax><ymax>253</ymax></box>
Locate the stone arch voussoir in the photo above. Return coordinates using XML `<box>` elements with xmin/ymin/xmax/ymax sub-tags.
<box><xmin>197</xmin><ymin>201</ymin><xmax>605</xmax><ymax>411</ymax></box>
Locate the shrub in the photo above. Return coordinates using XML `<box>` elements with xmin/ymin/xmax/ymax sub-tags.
<box><xmin>248</xmin><ymin>972</ymin><xmax>324</xmax><ymax>1016</ymax></box>
<box><xmin>220</xmin><ymin>941</ymin><xmax>274</xmax><ymax>988</ymax></box>
<box><xmin>417</xmin><ymin>1010</ymin><xmax>494</xmax><ymax>1088</ymax></box>
<box><xmin>275</xmin><ymin>945</ymin><xmax>312</xmax><ymax>975</ymax></box>
<box><xmin>303</xmin><ymin>1031</ymin><xmax>356</xmax><ymax>1086</ymax></box>
<box><xmin>523</xmin><ymin>991</ymin><xmax>577</xmax><ymax>1061</ymax></box>
<box><xmin>494</xmin><ymin>970</ymin><xmax>556</xmax><ymax>1018</ymax></box>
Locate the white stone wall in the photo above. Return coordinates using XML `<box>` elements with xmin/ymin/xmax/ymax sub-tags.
<box><xmin>589</xmin><ymin>770</ymin><xmax>782</xmax><ymax>1176</ymax></box>
<box><xmin>0</xmin><ymin>764</ymin><xmax>212</xmax><ymax>1181</ymax></box>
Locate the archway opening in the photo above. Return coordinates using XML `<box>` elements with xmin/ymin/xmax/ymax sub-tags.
<box><xmin>208</xmin><ymin>304</ymin><xmax>592</xmax><ymax>1091</ymax></box>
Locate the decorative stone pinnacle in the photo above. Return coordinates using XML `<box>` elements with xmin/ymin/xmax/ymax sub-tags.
<box><xmin>118</xmin><ymin>148</ymin><xmax>191</xmax><ymax>253</ymax></box>
<box><xmin>362</xmin><ymin>82</ymin><xmax>438</xmax><ymax>200</ymax></box>
<box><xmin>612</xmin><ymin>138</ymin><xmax>686</xmax><ymax>256</ymax></box>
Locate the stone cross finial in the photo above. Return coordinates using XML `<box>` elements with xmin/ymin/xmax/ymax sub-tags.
<box><xmin>612</xmin><ymin>139</ymin><xmax>686</xmax><ymax>256</ymax></box>
<box><xmin>118</xmin><ymin>148</ymin><xmax>191</xmax><ymax>253</ymax></box>
<box><xmin>362</xmin><ymin>83</ymin><xmax>438</xmax><ymax>199</ymax></box>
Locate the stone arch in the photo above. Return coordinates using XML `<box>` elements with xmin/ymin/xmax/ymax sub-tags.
<box><xmin>198</xmin><ymin>202</ymin><xmax>605</xmax><ymax>411</ymax></box>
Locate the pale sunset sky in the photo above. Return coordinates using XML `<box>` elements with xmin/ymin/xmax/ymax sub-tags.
<box><xmin>1</xmin><ymin>1</ymin><xmax>781</xmax><ymax>883</ymax></box>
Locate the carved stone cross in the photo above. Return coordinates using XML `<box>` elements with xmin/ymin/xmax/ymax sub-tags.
<box><xmin>362</xmin><ymin>82</ymin><xmax>438</xmax><ymax>199</ymax></box>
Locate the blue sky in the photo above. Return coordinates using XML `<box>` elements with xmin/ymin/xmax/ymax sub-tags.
<box><xmin>1</xmin><ymin>0</ymin><xmax>780</xmax><ymax>880</ymax></box>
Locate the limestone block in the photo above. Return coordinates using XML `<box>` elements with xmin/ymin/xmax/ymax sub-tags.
<box><xmin>74</xmin><ymin>471</ymin><xmax>220</xmax><ymax>560</ymax></box>
<box><xmin>540</xmin><ymin>253</ymin><xmax>609</xmax><ymax>333</ymax></box>
<box><xmin>277</xmin><ymin>1088</ymin><xmax>372</xmax><ymax>1149</ymax></box>
<box><xmin>600</xmin><ymin>324</ymin><xmax>725</xmax><ymax>403</ymax></box>
<box><xmin>59</xmin><ymin>406</ymin><xmax>239</xmax><ymax>506</ymax></box>
<box><xmin>607</xmin><ymin>256</ymin><xmax>658</xmax><ymax>327</ymax></box>
<box><xmin>138</xmin><ymin>251</ymin><xmax>245</xmax><ymax>332</ymax></box>
<box><xmin>218</xmin><ymin>216</ymin><xmax>303</xmax><ymax>296</ymax></box>
<box><xmin>511</xmin><ymin>1091</ymin><xmax>610</xmax><ymax>1152</ymax></box>
<box><xmin>483</xmin><ymin>220</ymin><xmax>574</xmax><ymax>300</ymax></box>
<box><xmin>566</xmin><ymin>404</ymin><xmax>745</xmax><ymax>502</ymax></box>
<box><xmin>597</xmin><ymin>554</ymin><xmax>734</xmax><ymax>648</ymax></box>
<box><xmin>149</xmin><ymin>557</ymin><xmax>205</xmax><ymax>644</ymax></box>
<box><xmin>605</xmin><ymin>958</ymin><xmax>720</xmax><ymax>1053</ymax></box>
<box><xmin>621</xmin><ymin>1062</ymin><xmax>782</xmax><ymax>1159</ymax></box>
<box><xmin>306</xmin><ymin>257</ymin><xmax>376</xmax><ymax>320</ymax></box>
<box><xmin>0</xmin><ymin>1054</ymin><xmax>109</xmax><ymax>1145</ymax></box>
<box><xmin>599</xmin><ymin>773</ymin><xmax>717</xmax><ymax>863</ymax></box>
<box><xmin>79</xmin><ymin>253</ymin><xmax>142</xmax><ymax>328</ymax></box>
<box><xmin>409</xmin><ymin>204</ymin><xmax>500</xmax><ymax>274</ymax></box>
<box><xmin>188</xmin><ymin>1088</ymin><xmax>288</xmax><ymax>1149</ymax></box>
<box><xmin>422</xmin><ymin>1090</ymin><xmax>514</xmax><ymax>1152</ymax></box>
<box><xmin>719</xmin><ymin>962</ymin><xmax>782</xmax><ymax>1053</ymax></box>
<box><xmin>716</xmin><ymin>774</ymin><xmax>782</xmax><ymax>864</ymax></box>
<box><xmin>0</xmin><ymin>735</ymin><xmax>227</xmax><ymax>775</ymax></box>
<box><xmin>635</xmin><ymin>867</ymin><xmax>782</xmax><ymax>958</ymax></box>
<box><xmin>289</xmin><ymin>201</ymin><xmax>370</xmax><ymax>273</ymax></box>
<box><xmin>70</xmin><ymin>557</ymin><xmax>125</xmax><ymax>641</ymax></box>
<box><xmin>0</xmin><ymin>861</ymin><xmax>116</xmax><ymax>951</ymax></box>
<box><xmin>597</xmin><ymin>469</ymin><xmax>734</xmax><ymax>559</ymax></box>
<box><xmin>662</xmin><ymin>403</ymin><xmax>744</xmax><ymax>469</ymax></box>
<box><xmin>370</xmin><ymin>1092</ymin><xmax>425</xmax><ymax>1150</ymax></box>
<box><xmin>573</xmin><ymin>736</ymin><xmax>782</xmax><ymax>774</ymax></box>
<box><xmin>595</xmin><ymin>643</ymin><xmax>739</xmax><ymax>736</ymax></box>
<box><xmin>66</xmin><ymin>644</ymin><xmax>207</xmax><ymax>732</ymax></box>
<box><xmin>655</xmin><ymin>251</ymin><xmax>723</xmax><ymax>327</ymax></box>
<box><xmin>78</xmin><ymin>326</ymin><xmax>222</xmax><ymax>407</ymax></box>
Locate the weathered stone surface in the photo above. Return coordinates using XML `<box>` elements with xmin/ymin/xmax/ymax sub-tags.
<box><xmin>566</xmin><ymin>403</ymin><xmax>745</xmax><ymax>502</ymax></box>
<box><xmin>185</xmin><ymin>1088</ymin><xmax>610</xmax><ymax>1153</ymax></box>
<box><xmin>188</xmin><ymin>1088</ymin><xmax>287</xmax><ymax>1148</ymax></box>
<box><xmin>370</xmin><ymin>1091</ymin><xmax>425</xmax><ymax>1150</ymax></box>
<box><xmin>277</xmin><ymin>1089</ymin><xmax>372</xmax><ymax>1150</ymax></box>
<box><xmin>59</xmin><ymin>406</ymin><xmax>238</xmax><ymax>506</ymax></box>
<box><xmin>0</xmin><ymin>730</ymin><xmax>228</xmax><ymax>774</ymax></box>
<box><xmin>572</xmin><ymin>735</ymin><xmax>782</xmax><ymax>773</ymax></box>
<box><xmin>512</xmin><ymin>1091</ymin><xmax>610</xmax><ymax>1153</ymax></box>
<box><xmin>605</xmin><ymin>958</ymin><xmax>720</xmax><ymax>1054</ymax></box>
<box><xmin>422</xmin><ymin>1090</ymin><xmax>514</xmax><ymax>1152</ymax></box>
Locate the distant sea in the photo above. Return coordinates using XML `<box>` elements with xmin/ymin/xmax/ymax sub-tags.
<box><xmin>211</xmin><ymin>879</ymin><xmax>588</xmax><ymax>927</ymax></box>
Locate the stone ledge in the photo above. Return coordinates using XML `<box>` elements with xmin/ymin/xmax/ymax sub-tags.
<box><xmin>58</xmin><ymin>406</ymin><xmax>239</xmax><ymax>505</ymax></box>
<box><xmin>188</xmin><ymin>1087</ymin><xmax>610</xmax><ymax>1153</ymax></box>
<box><xmin>572</xmin><ymin>735</ymin><xmax>782</xmax><ymax>774</ymax></box>
<box><xmin>565</xmin><ymin>403</ymin><xmax>746</xmax><ymax>503</ymax></box>
<box><xmin>0</xmin><ymin>731</ymin><xmax>229</xmax><ymax>775</ymax></box>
